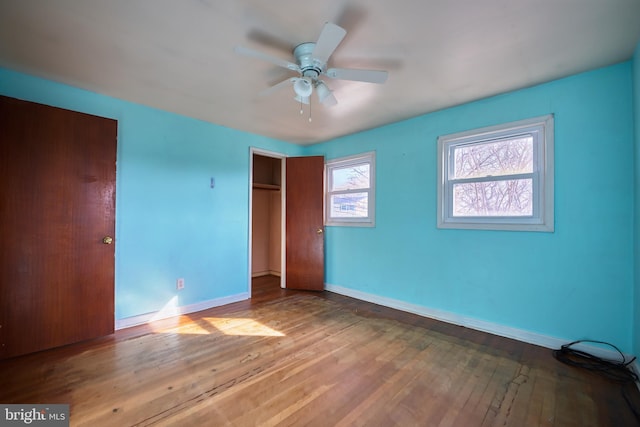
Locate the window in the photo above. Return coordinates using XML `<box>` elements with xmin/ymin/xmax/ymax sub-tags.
<box><xmin>437</xmin><ymin>115</ymin><xmax>554</xmax><ymax>232</ymax></box>
<box><xmin>325</xmin><ymin>152</ymin><xmax>375</xmax><ymax>227</ymax></box>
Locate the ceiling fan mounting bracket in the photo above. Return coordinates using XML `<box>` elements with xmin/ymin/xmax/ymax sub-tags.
<box><xmin>293</xmin><ymin>42</ymin><xmax>324</xmax><ymax>80</ymax></box>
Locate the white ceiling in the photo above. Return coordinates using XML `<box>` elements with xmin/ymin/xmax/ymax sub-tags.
<box><xmin>1</xmin><ymin>1</ymin><xmax>639</xmax><ymax>145</ymax></box>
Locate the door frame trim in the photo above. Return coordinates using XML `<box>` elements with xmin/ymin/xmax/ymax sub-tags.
<box><xmin>248</xmin><ymin>147</ymin><xmax>287</xmax><ymax>295</ymax></box>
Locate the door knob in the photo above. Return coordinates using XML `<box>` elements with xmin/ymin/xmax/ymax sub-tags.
<box><xmin>317</xmin><ymin>228</ymin><xmax>323</xmax><ymax>234</ymax></box>
<box><xmin>102</xmin><ymin>236</ymin><xmax>113</xmax><ymax>245</ymax></box>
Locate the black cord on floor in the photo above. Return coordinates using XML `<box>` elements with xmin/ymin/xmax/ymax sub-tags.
<box><xmin>553</xmin><ymin>339</ymin><xmax>640</xmax><ymax>423</ymax></box>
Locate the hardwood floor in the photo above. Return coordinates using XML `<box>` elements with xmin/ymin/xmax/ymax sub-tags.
<box><xmin>1</xmin><ymin>275</ymin><xmax>639</xmax><ymax>426</ymax></box>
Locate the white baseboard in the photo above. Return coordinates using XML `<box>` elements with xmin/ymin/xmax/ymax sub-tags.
<box><xmin>115</xmin><ymin>292</ymin><xmax>250</xmax><ymax>330</ymax></box>
<box><xmin>325</xmin><ymin>283</ymin><xmax>634</xmax><ymax>361</ymax></box>
<box><xmin>251</xmin><ymin>270</ymin><xmax>281</xmax><ymax>278</ymax></box>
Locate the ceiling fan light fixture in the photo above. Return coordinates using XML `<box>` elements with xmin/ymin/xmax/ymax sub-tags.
<box><xmin>294</xmin><ymin>94</ymin><xmax>310</xmax><ymax>105</ymax></box>
<box><xmin>293</xmin><ymin>77</ymin><xmax>313</xmax><ymax>98</ymax></box>
<box><xmin>315</xmin><ymin>81</ymin><xmax>331</xmax><ymax>103</ymax></box>
<box><xmin>316</xmin><ymin>81</ymin><xmax>337</xmax><ymax>107</ymax></box>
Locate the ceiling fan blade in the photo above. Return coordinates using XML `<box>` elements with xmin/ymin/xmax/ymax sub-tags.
<box><xmin>312</xmin><ymin>23</ymin><xmax>347</xmax><ymax>63</ymax></box>
<box><xmin>325</xmin><ymin>67</ymin><xmax>388</xmax><ymax>84</ymax></box>
<box><xmin>259</xmin><ymin>78</ymin><xmax>296</xmax><ymax>97</ymax></box>
<box><xmin>234</xmin><ymin>46</ymin><xmax>300</xmax><ymax>72</ymax></box>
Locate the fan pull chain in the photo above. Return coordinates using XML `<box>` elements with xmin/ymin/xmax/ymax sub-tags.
<box><xmin>308</xmin><ymin>100</ymin><xmax>312</xmax><ymax>122</ymax></box>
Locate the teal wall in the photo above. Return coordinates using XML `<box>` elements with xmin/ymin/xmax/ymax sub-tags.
<box><xmin>633</xmin><ymin>41</ymin><xmax>640</xmax><ymax>358</ymax></box>
<box><xmin>1</xmin><ymin>60</ymin><xmax>637</xmax><ymax>353</ymax></box>
<box><xmin>0</xmin><ymin>67</ymin><xmax>303</xmax><ymax>320</ymax></box>
<box><xmin>308</xmin><ymin>62</ymin><xmax>636</xmax><ymax>352</ymax></box>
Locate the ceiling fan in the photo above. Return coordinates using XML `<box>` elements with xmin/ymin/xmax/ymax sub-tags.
<box><xmin>234</xmin><ymin>22</ymin><xmax>388</xmax><ymax>114</ymax></box>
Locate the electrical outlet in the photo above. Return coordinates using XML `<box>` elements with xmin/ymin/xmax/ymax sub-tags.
<box><xmin>176</xmin><ymin>278</ymin><xmax>185</xmax><ymax>290</ymax></box>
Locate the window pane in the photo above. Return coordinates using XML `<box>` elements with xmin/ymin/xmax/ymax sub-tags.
<box><xmin>331</xmin><ymin>164</ymin><xmax>370</xmax><ymax>191</ymax></box>
<box><xmin>452</xmin><ymin>179</ymin><xmax>533</xmax><ymax>217</ymax></box>
<box><xmin>453</xmin><ymin>136</ymin><xmax>533</xmax><ymax>179</ymax></box>
<box><xmin>330</xmin><ymin>192</ymin><xmax>369</xmax><ymax>218</ymax></box>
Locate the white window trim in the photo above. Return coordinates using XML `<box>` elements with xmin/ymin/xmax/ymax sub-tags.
<box><xmin>437</xmin><ymin>115</ymin><xmax>554</xmax><ymax>232</ymax></box>
<box><xmin>325</xmin><ymin>151</ymin><xmax>376</xmax><ymax>227</ymax></box>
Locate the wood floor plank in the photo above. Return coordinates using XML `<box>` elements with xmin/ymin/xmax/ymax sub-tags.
<box><xmin>1</xmin><ymin>275</ymin><xmax>638</xmax><ymax>426</ymax></box>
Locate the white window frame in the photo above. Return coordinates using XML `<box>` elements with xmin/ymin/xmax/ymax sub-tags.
<box><xmin>325</xmin><ymin>151</ymin><xmax>376</xmax><ymax>227</ymax></box>
<box><xmin>437</xmin><ymin>115</ymin><xmax>554</xmax><ymax>232</ymax></box>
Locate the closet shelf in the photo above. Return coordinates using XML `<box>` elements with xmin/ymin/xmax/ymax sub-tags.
<box><xmin>253</xmin><ymin>183</ymin><xmax>280</xmax><ymax>191</ymax></box>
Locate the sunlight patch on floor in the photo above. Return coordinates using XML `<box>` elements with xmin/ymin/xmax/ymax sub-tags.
<box><xmin>202</xmin><ymin>317</ymin><xmax>285</xmax><ymax>336</ymax></box>
<box><xmin>158</xmin><ymin>317</ymin><xmax>285</xmax><ymax>336</ymax></box>
<box><xmin>144</xmin><ymin>296</ymin><xmax>285</xmax><ymax>336</ymax></box>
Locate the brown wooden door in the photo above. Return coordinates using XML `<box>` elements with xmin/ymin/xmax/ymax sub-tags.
<box><xmin>0</xmin><ymin>95</ymin><xmax>117</xmax><ymax>359</ymax></box>
<box><xmin>285</xmin><ymin>156</ymin><xmax>324</xmax><ymax>290</ymax></box>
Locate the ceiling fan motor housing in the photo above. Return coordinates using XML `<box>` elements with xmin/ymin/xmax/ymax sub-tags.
<box><xmin>293</xmin><ymin>42</ymin><xmax>324</xmax><ymax>79</ymax></box>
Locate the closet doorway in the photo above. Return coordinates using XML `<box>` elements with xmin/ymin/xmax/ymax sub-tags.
<box><xmin>250</xmin><ymin>150</ymin><xmax>284</xmax><ymax>293</ymax></box>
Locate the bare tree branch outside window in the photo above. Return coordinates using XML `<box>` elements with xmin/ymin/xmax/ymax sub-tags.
<box><xmin>452</xmin><ymin>136</ymin><xmax>534</xmax><ymax>217</ymax></box>
<box><xmin>332</xmin><ymin>165</ymin><xmax>369</xmax><ymax>191</ymax></box>
<box><xmin>437</xmin><ymin>115</ymin><xmax>553</xmax><ymax>231</ymax></box>
<box><xmin>326</xmin><ymin>152</ymin><xmax>376</xmax><ymax>226</ymax></box>
<box><xmin>330</xmin><ymin>164</ymin><xmax>370</xmax><ymax>218</ymax></box>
